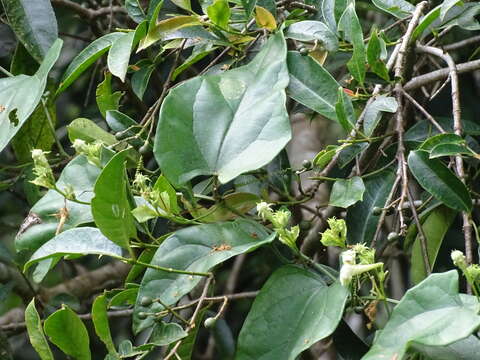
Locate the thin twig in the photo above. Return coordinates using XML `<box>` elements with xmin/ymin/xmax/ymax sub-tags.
<box><xmin>400</xmin><ymin>89</ymin><xmax>446</xmax><ymax>133</ymax></box>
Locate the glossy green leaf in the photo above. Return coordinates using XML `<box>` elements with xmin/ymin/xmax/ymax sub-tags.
<box><xmin>131</xmin><ymin>63</ymin><xmax>155</xmax><ymax>99</ymax></box>
<box><xmin>172</xmin><ymin>0</ymin><xmax>192</xmax><ymax>11</ymax></box>
<box><xmin>329</xmin><ymin>176</ymin><xmax>365</xmax><ymax>208</ymax></box>
<box><xmin>125</xmin><ymin>0</ymin><xmax>146</xmax><ymax>23</ymax></box>
<box><xmin>44</xmin><ymin>306</ymin><xmax>91</xmax><ymax>360</ymax></box>
<box><xmin>347</xmin><ymin>171</ymin><xmax>395</xmax><ymax>246</ymax></box>
<box><xmin>419</xmin><ymin>133</ymin><xmax>464</xmax><ymax>151</ymax></box>
<box><xmin>0</xmin><ymin>39</ymin><xmax>62</xmax><ymax>153</ymax></box>
<box><xmin>109</xmin><ymin>287</ymin><xmax>138</xmax><ymax>307</ymax></box>
<box><xmin>363</xmin><ymin>96</ymin><xmax>397</xmax><ymax>136</ymax></box>
<box><xmin>107</xmin><ymin>32</ymin><xmax>136</xmax><ymax>82</ymax></box>
<box><xmin>67</xmin><ymin>118</ymin><xmax>116</xmax><ymax>145</ymax></box>
<box><xmin>338</xmin><ymin>3</ymin><xmax>366</xmax><ymax>85</ymax></box>
<box><xmin>313</xmin><ymin>145</ymin><xmax>339</xmax><ymax>170</ymax></box>
<box><xmin>58</xmin><ymin>32</ymin><xmax>123</xmax><ymax>94</ymax></box>
<box><xmin>285</xmin><ymin>21</ymin><xmax>338</xmax><ymax>52</ymax></box>
<box><xmin>236</xmin><ymin>265</ymin><xmax>348</xmax><ymax>360</ymax></box>
<box><xmin>287</xmin><ymin>51</ymin><xmax>340</xmax><ymax>121</ymax></box>
<box><xmin>96</xmin><ymin>72</ymin><xmax>124</xmax><ymax>118</ymax></box>
<box><xmin>408</xmin><ymin>150</ymin><xmax>472</xmax><ymax>212</ymax></box>
<box><xmin>172</xmin><ymin>43</ymin><xmax>215</xmax><ymax>81</ymax></box>
<box><xmin>155</xmin><ymin>32</ymin><xmax>289</xmax><ymax>185</ymax></box>
<box><xmin>150</xmin><ymin>322</ymin><xmax>188</xmax><ymax>346</ymax></box>
<box><xmin>405</xmin><ymin>118</ymin><xmax>480</xmax><ymax>145</ymax></box>
<box><xmin>441</xmin><ymin>0</ymin><xmax>463</xmax><ymax>20</ymax></box>
<box><xmin>364</xmin><ymin>271</ymin><xmax>480</xmax><ymax>359</ymax></box>
<box><xmin>1</xmin><ymin>0</ymin><xmax>58</xmax><ymax>62</ymax></box>
<box><xmin>92</xmin><ymin>150</ymin><xmax>137</xmax><ymax>249</ymax></box>
<box><xmin>372</xmin><ymin>0</ymin><xmax>415</xmax><ymax>19</ymax></box>
<box><xmin>411</xmin><ymin>206</ymin><xmax>456</xmax><ymax>284</ymax></box>
<box><xmin>321</xmin><ymin>0</ymin><xmax>348</xmax><ymax>32</ymax></box>
<box><xmin>24</xmin><ymin>227</ymin><xmax>123</xmax><ymax>270</ymax></box>
<box><xmin>92</xmin><ymin>294</ymin><xmax>117</xmax><ymax>354</ymax></box>
<box><xmin>207</xmin><ymin>0</ymin><xmax>231</xmax><ymax>29</ymax></box>
<box><xmin>430</xmin><ymin>143</ymin><xmax>475</xmax><ymax>158</ymax></box>
<box><xmin>411</xmin><ymin>6</ymin><xmax>441</xmax><ymax>42</ymax></box>
<box><xmin>15</xmin><ymin>156</ymin><xmax>100</xmax><ymax>252</ymax></box>
<box><xmin>366</xmin><ymin>28</ymin><xmax>389</xmax><ymax>81</ymax></box>
<box><xmin>25</xmin><ymin>299</ymin><xmax>54</xmax><ymax>360</ymax></box>
<box><xmin>133</xmin><ymin>219</ymin><xmax>275</xmax><ymax>333</ymax></box>
<box><xmin>335</xmin><ymin>87</ymin><xmax>355</xmax><ymax>132</ymax></box>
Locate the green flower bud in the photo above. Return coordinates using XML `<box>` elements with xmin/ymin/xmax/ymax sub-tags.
<box><xmin>31</xmin><ymin>149</ymin><xmax>56</xmax><ymax>189</ymax></box>
<box><xmin>451</xmin><ymin>250</ymin><xmax>467</xmax><ymax>270</ymax></box>
<box><xmin>271</xmin><ymin>209</ymin><xmax>291</xmax><ymax>229</ymax></box>
<box><xmin>204</xmin><ymin>317</ymin><xmax>217</xmax><ymax>328</ymax></box>
<box><xmin>278</xmin><ymin>225</ymin><xmax>300</xmax><ymax>250</ymax></box>
<box><xmin>320</xmin><ymin>217</ymin><xmax>346</xmax><ymax>248</ymax></box>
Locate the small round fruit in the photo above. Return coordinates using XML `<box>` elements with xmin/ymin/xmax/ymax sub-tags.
<box><xmin>139</xmin><ymin>143</ymin><xmax>150</xmax><ymax>155</ymax></box>
<box><xmin>372</xmin><ymin>207</ymin><xmax>382</xmax><ymax>216</ymax></box>
<box><xmin>387</xmin><ymin>232</ymin><xmax>399</xmax><ymax>242</ymax></box>
<box><xmin>140</xmin><ymin>296</ymin><xmax>153</xmax><ymax>307</ymax></box>
<box><xmin>115</xmin><ymin>130</ymin><xmax>129</xmax><ymax>140</ymax></box>
<box><xmin>299</xmin><ymin>220</ymin><xmax>312</xmax><ymax>231</ymax></box>
<box><xmin>138</xmin><ymin>312</ymin><xmax>149</xmax><ymax>320</ymax></box>
<box><xmin>302</xmin><ymin>159</ymin><xmax>312</xmax><ymax>170</ymax></box>
<box><xmin>204</xmin><ymin>317</ymin><xmax>217</xmax><ymax>328</ymax></box>
<box><xmin>299</xmin><ymin>47</ymin><xmax>309</xmax><ymax>56</ymax></box>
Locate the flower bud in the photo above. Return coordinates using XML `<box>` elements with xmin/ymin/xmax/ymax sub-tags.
<box><xmin>256</xmin><ymin>201</ymin><xmax>273</xmax><ymax>221</ymax></box>
<box><xmin>31</xmin><ymin>149</ymin><xmax>55</xmax><ymax>189</ymax></box>
<box><xmin>451</xmin><ymin>250</ymin><xmax>467</xmax><ymax>269</ymax></box>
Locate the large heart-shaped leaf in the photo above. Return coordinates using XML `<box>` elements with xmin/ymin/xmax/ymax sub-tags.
<box><xmin>0</xmin><ymin>39</ymin><xmax>62</xmax><ymax>153</ymax></box>
<box><xmin>286</xmin><ymin>51</ymin><xmax>339</xmax><ymax>121</ymax></box>
<box><xmin>235</xmin><ymin>265</ymin><xmax>348</xmax><ymax>360</ymax></box>
<box><xmin>133</xmin><ymin>219</ymin><xmax>275</xmax><ymax>333</ymax></box>
<box><xmin>363</xmin><ymin>271</ymin><xmax>480</xmax><ymax>359</ymax></box>
<box><xmin>154</xmin><ymin>32</ymin><xmax>290</xmax><ymax>185</ymax></box>
<box><xmin>1</xmin><ymin>0</ymin><xmax>58</xmax><ymax>62</ymax></box>
<box><xmin>329</xmin><ymin>176</ymin><xmax>365</xmax><ymax>208</ymax></box>
<box><xmin>24</xmin><ymin>227</ymin><xmax>123</xmax><ymax>271</ymax></box>
<box><xmin>408</xmin><ymin>150</ymin><xmax>472</xmax><ymax>212</ymax></box>
<box><xmin>92</xmin><ymin>150</ymin><xmax>137</xmax><ymax>249</ymax></box>
<box><xmin>347</xmin><ymin>171</ymin><xmax>395</xmax><ymax>246</ymax></box>
<box><xmin>15</xmin><ymin>156</ymin><xmax>101</xmax><ymax>252</ymax></box>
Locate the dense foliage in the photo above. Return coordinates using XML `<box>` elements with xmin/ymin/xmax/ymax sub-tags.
<box><xmin>1</xmin><ymin>0</ymin><xmax>480</xmax><ymax>359</ymax></box>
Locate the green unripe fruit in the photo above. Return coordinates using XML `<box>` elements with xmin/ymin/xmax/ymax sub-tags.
<box><xmin>299</xmin><ymin>47</ymin><xmax>309</xmax><ymax>56</ymax></box>
<box><xmin>140</xmin><ymin>296</ymin><xmax>153</xmax><ymax>307</ymax></box>
<box><xmin>204</xmin><ymin>317</ymin><xmax>217</xmax><ymax>328</ymax></box>
<box><xmin>302</xmin><ymin>159</ymin><xmax>312</xmax><ymax>170</ymax></box>
<box><xmin>372</xmin><ymin>207</ymin><xmax>382</xmax><ymax>216</ymax></box>
<box><xmin>387</xmin><ymin>232</ymin><xmax>399</xmax><ymax>242</ymax></box>
<box><xmin>115</xmin><ymin>130</ymin><xmax>129</xmax><ymax>140</ymax></box>
<box><xmin>138</xmin><ymin>312</ymin><xmax>149</xmax><ymax>320</ymax></box>
<box><xmin>299</xmin><ymin>220</ymin><xmax>312</xmax><ymax>231</ymax></box>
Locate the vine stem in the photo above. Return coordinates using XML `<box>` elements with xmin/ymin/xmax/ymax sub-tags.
<box><xmin>126</xmin><ymin>259</ymin><xmax>211</xmax><ymax>277</ymax></box>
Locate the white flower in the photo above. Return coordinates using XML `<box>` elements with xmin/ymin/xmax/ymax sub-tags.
<box><xmin>451</xmin><ymin>250</ymin><xmax>467</xmax><ymax>269</ymax></box>
<box><xmin>342</xmin><ymin>249</ymin><xmax>356</xmax><ymax>265</ymax></box>
<box><xmin>256</xmin><ymin>201</ymin><xmax>273</xmax><ymax>221</ymax></box>
<box><xmin>340</xmin><ymin>263</ymin><xmax>383</xmax><ymax>286</ymax></box>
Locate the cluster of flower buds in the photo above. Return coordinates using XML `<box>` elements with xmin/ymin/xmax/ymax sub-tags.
<box><xmin>31</xmin><ymin>149</ymin><xmax>56</xmax><ymax>189</ymax></box>
<box><xmin>72</xmin><ymin>139</ymin><xmax>102</xmax><ymax>167</ymax></box>
<box><xmin>256</xmin><ymin>201</ymin><xmax>299</xmax><ymax>250</ymax></box>
<box><xmin>320</xmin><ymin>217</ymin><xmax>347</xmax><ymax>248</ymax></box>
<box><xmin>339</xmin><ymin>245</ymin><xmax>384</xmax><ymax>286</ymax></box>
<box><xmin>451</xmin><ymin>250</ymin><xmax>480</xmax><ymax>287</ymax></box>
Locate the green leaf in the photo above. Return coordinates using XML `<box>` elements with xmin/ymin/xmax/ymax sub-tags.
<box><xmin>411</xmin><ymin>334</ymin><xmax>480</xmax><ymax>360</ymax></box>
<box><xmin>67</xmin><ymin>118</ymin><xmax>117</xmax><ymax>145</ymax></box>
<box><xmin>1</xmin><ymin>0</ymin><xmax>58</xmax><ymax>62</ymax></box>
<box><xmin>236</xmin><ymin>265</ymin><xmax>348</xmax><ymax>360</ymax></box>
<box><xmin>154</xmin><ymin>32</ymin><xmax>289</xmax><ymax>185</ymax></box>
<box><xmin>338</xmin><ymin>3</ymin><xmax>366</xmax><ymax>85</ymax></box>
<box><xmin>172</xmin><ymin>307</ymin><xmax>207</xmax><ymax>360</ymax></box>
<box><xmin>287</xmin><ymin>51</ymin><xmax>340</xmax><ymax>121</ymax></box>
<box><xmin>366</xmin><ymin>28</ymin><xmax>389</xmax><ymax>81</ymax></box>
<box><xmin>430</xmin><ymin>143</ymin><xmax>475</xmax><ymax>158</ymax></box>
<box><xmin>172</xmin><ymin>43</ymin><xmax>216</xmax><ymax>81</ymax></box>
<box><xmin>109</xmin><ymin>287</ymin><xmax>138</xmax><ymax>307</ymax></box>
<box><xmin>92</xmin><ymin>294</ymin><xmax>117</xmax><ymax>354</ymax></box>
<box><xmin>408</xmin><ymin>150</ymin><xmax>472</xmax><ymax>212</ymax></box>
<box><xmin>346</xmin><ymin>170</ymin><xmax>396</xmax><ymax>246</ymax></box>
<box><xmin>150</xmin><ymin>322</ymin><xmax>188</xmax><ymax>346</ymax></box>
<box><xmin>125</xmin><ymin>0</ymin><xmax>146</xmax><ymax>23</ymax></box>
<box><xmin>242</xmin><ymin>0</ymin><xmax>257</xmax><ymax>17</ymax></box>
<box><xmin>172</xmin><ymin>0</ymin><xmax>192</xmax><ymax>11</ymax></box>
<box><xmin>131</xmin><ymin>63</ymin><xmax>155</xmax><ymax>99</ymax></box>
<box><xmin>25</xmin><ymin>299</ymin><xmax>54</xmax><ymax>360</ymax></box>
<box><xmin>335</xmin><ymin>87</ymin><xmax>355</xmax><ymax>132</ymax></box>
<box><xmin>44</xmin><ymin>305</ymin><xmax>91</xmax><ymax>360</ymax></box>
<box><xmin>321</xmin><ymin>0</ymin><xmax>348</xmax><ymax>32</ymax></box>
<box><xmin>329</xmin><ymin>176</ymin><xmax>365</xmax><ymax>208</ymax></box>
<box><xmin>363</xmin><ymin>271</ymin><xmax>480</xmax><ymax>359</ymax></box>
<box><xmin>371</xmin><ymin>0</ymin><xmax>415</xmax><ymax>19</ymax></box>
<box><xmin>194</xmin><ymin>192</ymin><xmax>260</xmax><ymax>223</ymax></box>
<box><xmin>255</xmin><ymin>6</ymin><xmax>277</xmax><ymax>31</ymax></box>
<box><xmin>133</xmin><ymin>219</ymin><xmax>275</xmax><ymax>333</ymax></box>
<box><xmin>363</xmin><ymin>96</ymin><xmax>397</xmax><ymax>136</ymax></box>
<box><xmin>58</xmin><ymin>32</ymin><xmax>123</xmax><ymax>94</ymax></box>
<box><xmin>96</xmin><ymin>72</ymin><xmax>124</xmax><ymax>118</ymax></box>
<box><xmin>153</xmin><ymin>175</ymin><xmax>180</xmax><ymax>214</ymax></box>
<box><xmin>411</xmin><ymin>206</ymin><xmax>456</xmax><ymax>284</ymax></box>
<box><xmin>285</xmin><ymin>21</ymin><xmax>338</xmax><ymax>52</ymax></box>
<box><xmin>411</xmin><ymin>6</ymin><xmax>441</xmax><ymax>42</ymax></box>
<box><xmin>419</xmin><ymin>133</ymin><xmax>464</xmax><ymax>151</ymax></box>
<box><xmin>24</xmin><ymin>227</ymin><xmax>123</xmax><ymax>271</ymax></box>
<box><xmin>441</xmin><ymin>0</ymin><xmax>462</xmax><ymax>20</ymax></box>
<box><xmin>313</xmin><ymin>145</ymin><xmax>339</xmax><ymax>170</ymax></box>
<box><xmin>207</xmin><ymin>0</ymin><xmax>231</xmax><ymax>29</ymax></box>
<box><xmin>107</xmin><ymin>32</ymin><xmax>136</xmax><ymax>82</ymax></box>
<box><xmin>92</xmin><ymin>150</ymin><xmax>137</xmax><ymax>249</ymax></box>
<box><xmin>0</xmin><ymin>39</ymin><xmax>62</xmax><ymax>153</ymax></box>
<box><xmin>16</xmin><ymin>156</ymin><xmax>100</xmax><ymax>252</ymax></box>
